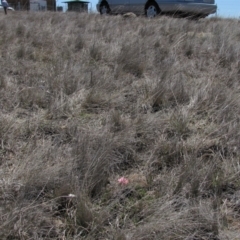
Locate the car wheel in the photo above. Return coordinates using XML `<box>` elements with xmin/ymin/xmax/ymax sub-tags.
<box><xmin>145</xmin><ymin>2</ymin><xmax>160</xmax><ymax>18</ymax></box>
<box><xmin>100</xmin><ymin>2</ymin><xmax>110</xmax><ymax>15</ymax></box>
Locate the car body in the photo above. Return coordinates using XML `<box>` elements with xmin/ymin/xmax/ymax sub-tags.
<box><xmin>96</xmin><ymin>0</ymin><xmax>217</xmax><ymax>18</ymax></box>
<box><xmin>0</xmin><ymin>4</ymin><xmax>15</xmax><ymax>11</ymax></box>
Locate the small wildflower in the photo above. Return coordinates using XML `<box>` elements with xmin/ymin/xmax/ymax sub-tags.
<box><xmin>118</xmin><ymin>177</ymin><xmax>129</xmax><ymax>186</ymax></box>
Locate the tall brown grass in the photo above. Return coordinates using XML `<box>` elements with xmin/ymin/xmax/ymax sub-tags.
<box><xmin>1</xmin><ymin>12</ymin><xmax>240</xmax><ymax>239</ymax></box>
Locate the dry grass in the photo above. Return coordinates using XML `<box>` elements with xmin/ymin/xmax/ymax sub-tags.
<box><xmin>1</xmin><ymin>12</ymin><xmax>240</xmax><ymax>239</ymax></box>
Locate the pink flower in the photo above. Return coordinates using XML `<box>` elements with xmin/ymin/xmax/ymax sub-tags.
<box><xmin>118</xmin><ymin>177</ymin><xmax>129</xmax><ymax>186</ymax></box>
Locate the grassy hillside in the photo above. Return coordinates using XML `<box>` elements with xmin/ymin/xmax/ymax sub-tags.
<box><xmin>1</xmin><ymin>12</ymin><xmax>240</xmax><ymax>239</ymax></box>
